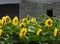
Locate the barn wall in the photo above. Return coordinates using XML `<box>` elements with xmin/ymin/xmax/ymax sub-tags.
<box><xmin>53</xmin><ymin>3</ymin><xmax>60</xmax><ymax>17</ymax></box>
<box><xmin>0</xmin><ymin>0</ymin><xmax>60</xmax><ymax>19</ymax></box>
<box><xmin>19</xmin><ymin>1</ymin><xmax>44</xmax><ymax>19</ymax></box>
<box><xmin>19</xmin><ymin>0</ymin><xmax>60</xmax><ymax>19</ymax></box>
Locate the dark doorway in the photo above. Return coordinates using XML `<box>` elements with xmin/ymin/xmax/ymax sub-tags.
<box><xmin>0</xmin><ymin>4</ymin><xmax>19</xmax><ymax>19</ymax></box>
<box><xmin>47</xmin><ymin>9</ymin><xmax>53</xmax><ymax>17</ymax></box>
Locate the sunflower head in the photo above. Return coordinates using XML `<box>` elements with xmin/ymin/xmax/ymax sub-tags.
<box><xmin>0</xmin><ymin>19</ymin><xmax>3</xmax><ymax>28</ymax></box>
<box><xmin>2</xmin><ymin>16</ymin><xmax>6</xmax><ymax>25</ymax></box>
<box><xmin>0</xmin><ymin>29</ymin><xmax>3</xmax><ymax>36</ymax></box>
<box><xmin>19</xmin><ymin>28</ymin><xmax>27</xmax><ymax>37</ymax></box>
<box><xmin>45</xmin><ymin>18</ymin><xmax>52</xmax><ymax>27</ymax></box>
<box><xmin>20</xmin><ymin>22</ymin><xmax>25</xmax><ymax>27</ymax></box>
<box><xmin>54</xmin><ymin>28</ymin><xmax>58</xmax><ymax>37</ymax></box>
<box><xmin>22</xmin><ymin>18</ymin><xmax>27</xmax><ymax>22</ymax></box>
<box><xmin>36</xmin><ymin>29</ymin><xmax>42</xmax><ymax>36</ymax></box>
<box><xmin>13</xmin><ymin>16</ymin><xmax>18</xmax><ymax>26</ymax></box>
<box><xmin>5</xmin><ymin>15</ymin><xmax>10</xmax><ymax>23</ymax></box>
<box><xmin>31</xmin><ymin>18</ymin><xmax>36</xmax><ymax>22</ymax></box>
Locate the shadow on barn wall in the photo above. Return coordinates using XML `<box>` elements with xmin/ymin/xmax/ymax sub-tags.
<box><xmin>0</xmin><ymin>4</ymin><xmax>19</xmax><ymax>19</ymax></box>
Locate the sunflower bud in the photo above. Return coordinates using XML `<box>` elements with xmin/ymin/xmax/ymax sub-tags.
<box><xmin>0</xmin><ymin>29</ymin><xmax>3</xmax><ymax>36</ymax></box>
<box><xmin>54</xmin><ymin>28</ymin><xmax>58</xmax><ymax>37</ymax></box>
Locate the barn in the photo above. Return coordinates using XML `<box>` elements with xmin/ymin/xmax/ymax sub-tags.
<box><xmin>0</xmin><ymin>0</ymin><xmax>60</xmax><ymax>19</ymax></box>
<box><xmin>20</xmin><ymin>0</ymin><xmax>60</xmax><ymax>19</ymax></box>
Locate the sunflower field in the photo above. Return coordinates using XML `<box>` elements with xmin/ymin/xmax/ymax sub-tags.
<box><xmin>0</xmin><ymin>13</ymin><xmax>60</xmax><ymax>44</ymax></box>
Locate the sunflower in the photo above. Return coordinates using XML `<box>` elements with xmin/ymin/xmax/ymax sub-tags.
<box><xmin>45</xmin><ymin>18</ymin><xmax>52</xmax><ymax>27</ymax></box>
<box><xmin>38</xmin><ymin>25</ymin><xmax>42</xmax><ymax>28</ymax></box>
<box><xmin>0</xmin><ymin>19</ymin><xmax>3</xmax><ymax>28</ymax></box>
<box><xmin>2</xmin><ymin>16</ymin><xmax>6</xmax><ymax>25</ymax></box>
<box><xmin>5</xmin><ymin>15</ymin><xmax>10</xmax><ymax>23</ymax></box>
<box><xmin>31</xmin><ymin>18</ymin><xmax>36</xmax><ymax>22</ymax></box>
<box><xmin>20</xmin><ymin>22</ymin><xmax>25</xmax><ymax>27</ymax></box>
<box><xmin>36</xmin><ymin>29</ymin><xmax>42</xmax><ymax>36</ymax></box>
<box><xmin>22</xmin><ymin>18</ymin><xmax>27</xmax><ymax>22</ymax></box>
<box><xmin>53</xmin><ymin>28</ymin><xmax>58</xmax><ymax>37</ymax></box>
<box><xmin>13</xmin><ymin>16</ymin><xmax>18</xmax><ymax>26</ymax></box>
<box><xmin>0</xmin><ymin>29</ymin><xmax>3</xmax><ymax>36</ymax></box>
<box><xmin>19</xmin><ymin>28</ymin><xmax>27</xmax><ymax>37</ymax></box>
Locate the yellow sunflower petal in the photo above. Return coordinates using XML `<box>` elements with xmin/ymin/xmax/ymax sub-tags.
<box><xmin>0</xmin><ymin>19</ymin><xmax>3</xmax><ymax>28</ymax></box>
<box><xmin>36</xmin><ymin>29</ymin><xmax>42</xmax><ymax>36</ymax></box>
<box><xmin>54</xmin><ymin>28</ymin><xmax>58</xmax><ymax>37</ymax></box>
<box><xmin>0</xmin><ymin>29</ymin><xmax>3</xmax><ymax>36</ymax></box>
<box><xmin>19</xmin><ymin>33</ymin><xmax>23</xmax><ymax>37</ymax></box>
<box><xmin>2</xmin><ymin>16</ymin><xmax>6</xmax><ymax>25</ymax></box>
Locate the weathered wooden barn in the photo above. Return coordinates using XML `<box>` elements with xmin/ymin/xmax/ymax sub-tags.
<box><xmin>0</xmin><ymin>0</ymin><xmax>60</xmax><ymax>19</ymax></box>
<box><xmin>20</xmin><ymin>0</ymin><xmax>60</xmax><ymax>19</ymax></box>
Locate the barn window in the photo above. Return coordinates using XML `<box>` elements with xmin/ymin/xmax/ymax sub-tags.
<box><xmin>47</xmin><ymin>9</ymin><xmax>53</xmax><ymax>17</ymax></box>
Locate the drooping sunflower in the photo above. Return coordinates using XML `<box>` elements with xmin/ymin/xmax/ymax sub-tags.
<box><xmin>0</xmin><ymin>29</ymin><xmax>3</xmax><ymax>36</ymax></box>
<box><xmin>20</xmin><ymin>22</ymin><xmax>25</xmax><ymax>27</ymax></box>
<box><xmin>13</xmin><ymin>16</ymin><xmax>18</xmax><ymax>26</ymax></box>
<box><xmin>2</xmin><ymin>16</ymin><xmax>6</xmax><ymax>25</ymax></box>
<box><xmin>27</xmin><ymin>20</ymin><xmax>31</xmax><ymax>24</ymax></box>
<box><xmin>5</xmin><ymin>15</ymin><xmax>10</xmax><ymax>23</ymax></box>
<box><xmin>0</xmin><ymin>19</ymin><xmax>3</xmax><ymax>28</ymax></box>
<box><xmin>19</xmin><ymin>28</ymin><xmax>27</xmax><ymax>37</ymax></box>
<box><xmin>22</xmin><ymin>18</ymin><xmax>27</xmax><ymax>22</ymax></box>
<box><xmin>38</xmin><ymin>25</ymin><xmax>42</xmax><ymax>28</ymax></box>
<box><xmin>53</xmin><ymin>28</ymin><xmax>58</xmax><ymax>37</ymax></box>
<box><xmin>36</xmin><ymin>28</ymin><xmax>42</xmax><ymax>36</ymax></box>
<box><xmin>45</xmin><ymin>18</ymin><xmax>52</xmax><ymax>27</ymax></box>
<box><xmin>31</xmin><ymin>18</ymin><xmax>36</xmax><ymax>22</ymax></box>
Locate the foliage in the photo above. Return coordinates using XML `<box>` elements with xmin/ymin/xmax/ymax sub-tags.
<box><xmin>0</xmin><ymin>14</ymin><xmax>60</xmax><ymax>44</ymax></box>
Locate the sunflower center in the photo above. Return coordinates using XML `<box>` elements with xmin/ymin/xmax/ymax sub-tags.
<box><xmin>3</xmin><ymin>20</ymin><xmax>5</xmax><ymax>24</ymax></box>
<box><xmin>6</xmin><ymin>18</ymin><xmax>9</xmax><ymax>22</ymax></box>
<box><xmin>48</xmin><ymin>21</ymin><xmax>51</xmax><ymax>25</ymax></box>
<box><xmin>0</xmin><ymin>23</ymin><xmax>2</xmax><ymax>26</ymax></box>
<box><xmin>24</xmin><ymin>20</ymin><xmax>26</xmax><ymax>22</ymax></box>
<box><xmin>27</xmin><ymin>17</ymin><xmax>29</xmax><ymax>20</ymax></box>
<box><xmin>15</xmin><ymin>20</ymin><xmax>17</xmax><ymax>23</ymax></box>
<box><xmin>21</xmin><ymin>24</ymin><xmax>24</xmax><ymax>27</ymax></box>
<box><xmin>22</xmin><ymin>31</ymin><xmax>25</xmax><ymax>35</ymax></box>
